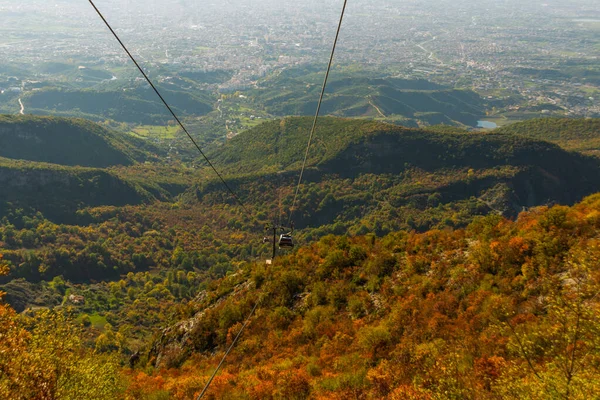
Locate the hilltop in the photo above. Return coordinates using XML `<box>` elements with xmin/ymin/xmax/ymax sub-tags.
<box><xmin>495</xmin><ymin>118</ymin><xmax>600</xmax><ymax>155</ymax></box>
<box><xmin>213</xmin><ymin>117</ymin><xmax>596</xmax><ymax>176</ymax></box>
<box><xmin>0</xmin><ymin>115</ymin><xmax>157</xmax><ymax>167</ymax></box>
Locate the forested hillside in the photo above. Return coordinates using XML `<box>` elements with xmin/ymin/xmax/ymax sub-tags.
<box><xmin>1</xmin><ymin>115</ymin><xmax>600</xmax><ymax>399</ymax></box>
<box><xmin>495</xmin><ymin>118</ymin><xmax>600</xmax><ymax>155</ymax></box>
<box><xmin>137</xmin><ymin>194</ymin><xmax>600</xmax><ymax>398</ymax></box>
<box><xmin>196</xmin><ymin>117</ymin><xmax>600</xmax><ymax>232</ymax></box>
<box><xmin>212</xmin><ymin>117</ymin><xmax>597</xmax><ymax>176</ymax></box>
<box><xmin>0</xmin><ymin>115</ymin><xmax>156</xmax><ymax>167</ymax></box>
<box><xmin>0</xmin><ymin>157</ymin><xmax>153</xmax><ymax>221</ymax></box>
<box><xmin>3</xmin><ymin>115</ymin><xmax>600</xmax><ymax>235</ymax></box>
<box><xmin>2</xmin><ymin>191</ymin><xmax>599</xmax><ymax>399</ymax></box>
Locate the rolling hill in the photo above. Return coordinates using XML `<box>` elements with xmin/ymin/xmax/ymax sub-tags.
<box><xmin>250</xmin><ymin>71</ymin><xmax>486</xmax><ymax>126</ymax></box>
<box><xmin>21</xmin><ymin>86</ymin><xmax>215</xmax><ymax>125</ymax></box>
<box><xmin>0</xmin><ymin>115</ymin><xmax>159</xmax><ymax>167</ymax></box>
<box><xmin>195</xmin><ymin>117</ymin><xmax>600</xmax><ymax>232</ymax></box>
<box><xmin>212</xmin><ymin>117</ymin><xmax>597</xmax><ymax>176</ymax></box>
<box><xmin>2</xmin><ymin>114</ymin><xmax>599</xmax><ymax>234</ymax></box>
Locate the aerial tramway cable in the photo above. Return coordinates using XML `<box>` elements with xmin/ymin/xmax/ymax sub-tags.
<box><xmin>88</xmin><ymin>0</ymin><xmax>348</xmax><ymax>398</ymax></box>
<box><xmin>88</xmin><ymin>0</ymin><xmax>254</xmax><ymax>219</ymax></box>
<box><xmin>288</xmin><ymin>0</ymin><xmax>348</xmax><ymax>227</ymax></box>
<box><xmin>86</xmin><ymin>2</ymin><xmax>261</xmax><ymax>398</ymax></box>
<box><xmin>196</xmin><ymin>296</ymin><xmax>262</xmax><ymax>399</ymax></box>
<box><xmin>198</xmin><ymin>1</ymin><xmax>348</xmax><ymax>396</ymax></box>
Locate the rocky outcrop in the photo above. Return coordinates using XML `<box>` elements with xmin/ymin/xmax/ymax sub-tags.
<box><xmin>150</xmin><ymin>281</ymin><xmax>253</xmax><ymax>369</ymax></box>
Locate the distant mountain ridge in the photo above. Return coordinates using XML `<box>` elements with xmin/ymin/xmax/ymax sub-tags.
<box><xmin>250</xmin><ymin>73</ymin><xmax>486</xmax><ymax>126</ymax></box>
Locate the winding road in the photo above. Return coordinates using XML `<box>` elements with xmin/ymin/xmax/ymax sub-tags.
<box><xmin>415</xmin><ymin>36</ymin><xmax>445</xmax><ymax>66</ymax></box>
<box><xmin>368</xmin><ymin>98</ymin><xmax>386</xmax><ymax>118</ymax></box>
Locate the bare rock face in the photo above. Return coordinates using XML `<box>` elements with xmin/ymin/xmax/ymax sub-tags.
<box><xmin>151</xmin><ymin>313</ymin><xmax>203</xmax><ymax>369</ymax></box>
<box><xmin>149</xmin><ymin>291</ymin><xmax>209</xmax><ymax>369</ymax></box>
<box><xmin>150</xmin><ymin>281</ymin><xmax>253</xmax><ymax>369</ymax></box>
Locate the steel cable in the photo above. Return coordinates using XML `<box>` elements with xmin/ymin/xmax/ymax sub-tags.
<box><xmin>288</xmin><ymin>0</ymin><xmax>348</xmax><ymax>226</ymax></box>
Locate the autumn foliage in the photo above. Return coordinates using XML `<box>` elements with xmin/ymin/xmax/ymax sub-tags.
<box><xmin>2</xmin><ymin>193</ymin><xmax>600</xmax><ymax>398</ymax></box>
<box><xmin>129</xmin><ymin>194</ymin><xmax>600</xmax><ymax>399</ymax></box>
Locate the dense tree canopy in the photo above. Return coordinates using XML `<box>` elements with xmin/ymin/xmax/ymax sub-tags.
<box><xmin>137</xmin><ymin>195</ymin><xmax>600</xmax><ymax>399</ymax></box>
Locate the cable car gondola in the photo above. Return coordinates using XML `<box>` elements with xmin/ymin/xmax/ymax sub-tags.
<box><xmin>265</xmin><ymin>223</ymin><xmax>295</xmax><ymax>257</ymax></box>
<box><xmin>89</xmin><ymin>0</ymin><xmax>347</xmax><ymax>396</ymax></box>
<box><xmin>279</xmin><ymin>234</ymin><xmax>294</xmax><ymax>249</ymax></box>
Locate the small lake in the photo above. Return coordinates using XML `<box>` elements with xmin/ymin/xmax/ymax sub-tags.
<box><xmin>477</xmin><ymin>121</ymin><xmax>498</xmax><ymax>129</ymax></box>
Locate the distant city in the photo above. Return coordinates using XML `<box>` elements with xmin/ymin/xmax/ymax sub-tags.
<box><xmin>0</xmin><ymin>0</ymin><xmax>598</xmax><ymax>119</ymax></box>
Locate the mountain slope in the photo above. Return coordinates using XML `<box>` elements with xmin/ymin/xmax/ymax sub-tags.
<box><xmin>0</xmin><ymin>157</ymin><xmax>153</xmax><ymax>222</ymax></box>
<box><xmin>495</xmin><ymin>118</ymin><xmax>600</xmax><ymax>155</ymax></box>
<box><xmin>0</xmin><ymin>115</ymin><xmax>154</xmax><ymax>167</ymax></box>
<box><xmin>145</xmin><ymin>194</ymin><xmax>600</xmax><ymax>399</ymax></box>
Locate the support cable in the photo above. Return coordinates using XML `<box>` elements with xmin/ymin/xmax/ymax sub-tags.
<box><xmin>88</xmin><ymin>0</ymin><xmax>254</xmax><ymax>218</ymax></box>
<box><xmin>288</xmin><ymin>0</ymin><xmax>348</xmax><ymax>226</ymax></box>
<box><xmin>197</xmin><ymin>296</ymin><xmax>262</xmax><ymax>399</ymax></box>
<box><xmin>89</xmin><ymin>1</ymin><xmax>347</xmax><ymax>398</ymax></box>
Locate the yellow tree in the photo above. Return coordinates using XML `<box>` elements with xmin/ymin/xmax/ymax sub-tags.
<box><xmin>0</xmin><ymin>254</ymin><xmax>8</xmax><ymax>300</ymax></box>
<box><xmin>496</xmin><ymin>247</ymin><xmax>600</xmax><ymax>399</ymax></box>
<box><xmin>0</xmin><ymin>255</ymin><xmax>124</xmax><ymax>399</ymax></box>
